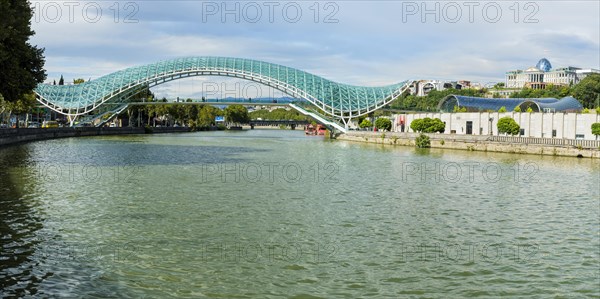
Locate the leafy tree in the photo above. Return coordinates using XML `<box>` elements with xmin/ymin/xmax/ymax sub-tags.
<box><xmin>572</xmin><ymin>73</ymin><xmax>600</xmax><ymax>108</ymax></box>
<box><xmin>198</xmin><ymin>105</ymin><xmax>222</xmax><ymax>127</ymax></box>
<box><xmin>374</xmin><ymin>118</ymin><xmax>392</xmax><ymax>131</ymax></box>
<box><xmin>10</xmin><ymin>92</ymin><xmax>37</xmax><ymax>128</ymax></box>
<box><xmin>73</xmin><ymin>78</ymin><xmax>85</xmax><ymax>84</ymax></box>
<box><xmin>58</xmin><ymin>75</ymin><xmax>64</xmax><ymax>85</ymax></box>
<box><xmin>497</xmin><ymin>117</ymin><xmax>520</xmax><ymax>135</ymax></box>
<box><xmin>592</xmin><ymin>123</ymin><xmax>600</xmax><ymax>140</ymax></box>
<box><xmin>498</xmin><ymin>106</ymin><xmax>507</xmax><ymax>112</ymax></box>
<box><xmin>0</xmin><ymin>0</ymin><xmax>46</xmax><ymax>102</ymax></box>
<box><xmin>224</xmin><ymin>104</ymin><xmax>249</xmax><ymax>125</ymax></box>
<box><xmin>359</xmin><ymin>118</ymin><xmax>372</xmax><ymax>128</ymax></box>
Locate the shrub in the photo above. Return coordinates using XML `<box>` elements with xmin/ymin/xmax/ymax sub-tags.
<box><xmin>144</xmin><ymin>125</ymin><xmax>153</xmax><ymax>134</ymax></box>
<box><xmin>513</xmin><ymin>106</ymin><xmax>521</xmax><ymax>112</ymax></box>
<box><xmin>374</xmin><ymin>118</ymin><xmax>392</xmax><ymax>131</ymax></box>
<box><xmin>596</xmin><ymin>107</ymin><xmax>600</xmax><ymax>114</ymax></box>
<box><xmin>497</xmin><ymin>117</ymin><xmax>520</xmax><ymax>135</ymax></box>
<box><xmin>415</xmin><ymin>133</ymin><xmax>431</xmax><ymax>148</ymax></box>
<box><xmin>498</xmin><ymin>106</ymin><xmax>507</xmax><ymax>112</ymax></box>
<box><xmin>410</xmin><ymin>118</ymin><xmax>424</xmax><ymax>132</ymax></box>
<box><xmin>410</xmin><ymin>117</ymin><xmax>445</xmax><ymax>133</ymax></box>
<box><xmin>526</xmin><ymin>107</ymin><xmax>533</xmax><ymax>113</ymax></box>
<box><xmin>592</xmin><ymin>123</ymin><xmax>600</xmax><ymax>139</ymax></box>
<box><xmin>359</xmin><ymin>119</ymin><xmax>372</xmax><ymax>128</ymax></box>
<box><xmin>582</xmin><ymin>108</ymin><xmax>590</xmax><ymax>114</ymax></box>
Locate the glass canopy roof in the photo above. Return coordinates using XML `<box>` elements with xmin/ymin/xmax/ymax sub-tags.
<box><xmin>35</xmin><ymin>56</ymin><xmax>411</xmax><ymax>118</ymax></box>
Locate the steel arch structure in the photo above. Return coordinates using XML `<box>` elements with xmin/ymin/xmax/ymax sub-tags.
<box><xmin>34</xmin><ymin>56</ymin><xmax>411</xmax><ymax>120</ymax></box>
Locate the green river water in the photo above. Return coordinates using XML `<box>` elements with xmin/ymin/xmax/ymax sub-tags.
<box><xmin>1</xmin><ymin>130</ymin><xmax>599</xmax><ymax>298</ymax></box>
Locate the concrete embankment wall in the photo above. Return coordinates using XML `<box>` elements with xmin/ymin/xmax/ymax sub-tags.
<box><xmin>0</xmin><ymin>127</ymin><xmax>191</xmax><ymax>147</ymax></box>
<box><xmin>338</xmin><ymin>131</ymin><xmax>600</xmax><ymax>159</ymax></box>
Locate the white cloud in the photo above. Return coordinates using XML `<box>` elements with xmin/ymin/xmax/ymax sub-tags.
<box><xmin>31</xmin><ymin>0</ymin><xmax>599</xmax><ymax>94</ymax></box>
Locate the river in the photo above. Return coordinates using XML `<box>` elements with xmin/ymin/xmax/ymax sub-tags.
<box><xmin>1</xmin><ymin>130</ymin><xmax>598</xmax><ymax>298</ymax></box>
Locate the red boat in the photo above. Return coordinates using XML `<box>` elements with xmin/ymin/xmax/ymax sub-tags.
<box><xmin>305</xmin><ymin>124</ymin><xmax>316</xmax><ymax>135</ymax></box>
<box><xmin>316</xmin><ymin>124</ymin><xmax>327</xmax><ymax>135</ymax></box>
<box><xmin>305</xmin><ymin>124</ymin><xmax>327</xmax><ymax>135</ymax></box>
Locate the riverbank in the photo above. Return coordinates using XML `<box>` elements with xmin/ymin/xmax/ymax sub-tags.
<box><xmin>337</xmin><ymin>131</ymin><xmax>600</xmax><ymax>158</ymax></box>
<box><xmin>0</xmin><ymin>127</ymin><xmax>191</xmax><ymax>147</ymax></box>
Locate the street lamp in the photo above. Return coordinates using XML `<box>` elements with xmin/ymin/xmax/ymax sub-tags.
<box><xmin>488</xmin><ymin>117</ymin><xmax>494</xmax><ymax>136</ymax></box>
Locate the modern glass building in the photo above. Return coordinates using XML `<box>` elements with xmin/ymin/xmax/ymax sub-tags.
<box><xmin>438</xmin><ymin>95</ymin><xmax>583</xmax><ymax>113</ymax></box>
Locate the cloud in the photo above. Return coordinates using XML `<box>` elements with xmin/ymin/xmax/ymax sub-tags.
<box><xmin>30</xmin><ymin>0</ymin><xmax>599</xmax><ymax>96</ymax></box>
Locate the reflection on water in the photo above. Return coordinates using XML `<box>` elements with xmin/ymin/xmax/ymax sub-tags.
<box><xmin>0</xmin><ymin>130</ymin><xmax>599</xmax><ymax>298</ymax></box>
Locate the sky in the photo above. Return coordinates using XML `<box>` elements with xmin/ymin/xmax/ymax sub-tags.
<box><xmin>30</xmin><ymin>0</ymin><xmax>600</xmax><ymax>99</ymax></box>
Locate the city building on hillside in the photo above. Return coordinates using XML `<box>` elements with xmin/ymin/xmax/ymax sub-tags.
<box><xmin>506</xmin><ymin>58</ymin><xmax>599</xmax><ymax>89</ymax></box>
<box><xmin>410</xmin><ymin>80</ymin><xmax>479</xmax><ymax>97</ymax></box>
<box><xmin>438</xmin><ymin>95</ymin><xmax>583</xmax><ymax>113</ymax></box>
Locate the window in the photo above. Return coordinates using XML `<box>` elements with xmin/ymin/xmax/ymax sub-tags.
<box><xmin>575</xmin><ymin>134</ymin><xmax>584</xmax><ymax>140</ymax></box>
<box><xmin>519</xmin><ymin>129</ymin><xmax>525</xmax><ymax>136</ymax></box>
<box><xmin>552</xmin><ymin>130</ymin><xmax>557</xmax><ymax>137</ymax></box>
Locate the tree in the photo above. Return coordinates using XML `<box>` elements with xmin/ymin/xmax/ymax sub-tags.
<box><xmin>58</xmin><ymin>75</ymin><xmax>64</xmax><ymax>85</ymax></box>
<box><xmin>498</xmin><ymin>106</ymin><xmax>507</xmax><ymax>112</ymax></box>
<box><xmin>73</xmin><ymin>78</ymin><xmax>85</xmax><ymax>84</ymax></box>
<box><xmin>359</xmin><ymin>119</ymin><xmax>372</xmax><ymax>128</ymax></box>
<box><xmin>592</xmin><ymin>123</ymin><xmax>600</xmax><ymax>140</ymax></box>
<box><xmin>572</xmin><ymin>73</ymin><xmax>600</xmax><ymax>108</ymax></box>
<box><xmin>198</xmin><ymin>105</ymin><xmax>222</xmax><ymax>127</ymax></box>
<box><xmin>497</xmin><ymin>117</ymin><xmax>520</xmax><ymax>135</ymax></box>
<box><xmin>224</xmin><ymin>104</ymin><xmax>249</xmax><ymax>125</ymax></box>
<box><xmin>0</xmin><ymin>0</ymin><xmax>46</xmax><ymax>102</ymax></box>
<box><xmin>513</xmin><ymin>106</ymin><xmax>521</xmax><ymax>112</ymax></box>
<box><xmin>374</xmin><ymin>118</ymin><xmax>392</xmax><ymax>131</ymax></box>
<box><xmin>10</xmin><ymin>92</ymin><xmax>37</xmax><ymax>128</ymax></box>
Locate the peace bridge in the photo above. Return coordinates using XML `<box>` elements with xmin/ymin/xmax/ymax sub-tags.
<box><xmin>34</xmin><ymin>56</ymin><xmax>414</xmax><ymax>132</ymax></box>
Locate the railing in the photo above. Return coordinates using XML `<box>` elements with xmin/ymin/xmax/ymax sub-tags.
<box><xmin>288</xmin><ymin>103</ymin><xmax>346</xmax><ymax>133</ymax></box>
<box><xmin>344</xmin><ymin>131</ymin><xmax>600</xmax><ymax>149</ymax></box>
<box><xmin>489</xmin><ymin>135</ymin><xmax>600</xmax><ymax>149</ymax></box>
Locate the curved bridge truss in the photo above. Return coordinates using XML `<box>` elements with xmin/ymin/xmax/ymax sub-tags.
<box><xmin>34</xmin><ymin>56</ymin><xmax>411</xmax><ymax>120</ymax></box>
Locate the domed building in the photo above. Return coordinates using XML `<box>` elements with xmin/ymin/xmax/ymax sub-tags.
<box><xmin>505</xmin><ymin>58</ymin><xmax>598</xmax><ymax>90</ymax></box>
<box><xmin>535</xmin><ymin>58</ymin><xmax>552</xmax><ymax>72</ymax></box>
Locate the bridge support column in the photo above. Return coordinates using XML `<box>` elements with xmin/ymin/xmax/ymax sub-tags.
<box><xmin>68</xmin><ymin>114</ymin><xmax>78</xmax><ymax>127</ymax></box>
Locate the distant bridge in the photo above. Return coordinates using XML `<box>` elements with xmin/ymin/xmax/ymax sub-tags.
<box><xmin>249</xmin><ymin>119</ymin><xmax>309</xmax><ymax>130</ymax></box>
